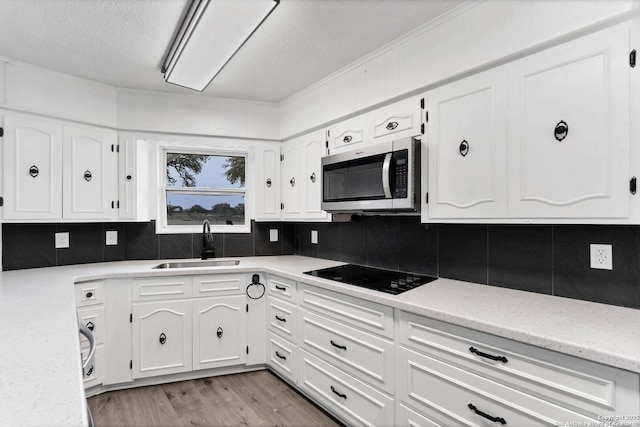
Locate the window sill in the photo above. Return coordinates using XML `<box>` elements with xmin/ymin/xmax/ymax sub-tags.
<box><xmin>156</xmin><ymin>223</ymin><xmax>251</xmax><ymax>234</ymax></box>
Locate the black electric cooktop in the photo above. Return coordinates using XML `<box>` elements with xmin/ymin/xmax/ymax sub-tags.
<box><xmin>303</xmin><ymin>264</ymin><xmax>437</xmax><ymax>295</ymax></box>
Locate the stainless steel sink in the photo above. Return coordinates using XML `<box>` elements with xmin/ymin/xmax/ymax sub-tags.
<box><xmin>153</xmin><ymin>259</ymin><xmax>240</xmax><ymax>269</ymax></box>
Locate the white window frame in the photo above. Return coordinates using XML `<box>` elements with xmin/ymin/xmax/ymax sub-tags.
<box><xmin>157</xmin><ymin>146</ymin><xmax>250</xmax><ymax>234</ymax></box>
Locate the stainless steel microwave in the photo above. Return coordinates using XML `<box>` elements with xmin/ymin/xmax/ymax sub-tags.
<box><xmin>321</xmin><ymin>137</ymin><xmax>420</xmax><ymax>213</ymax></box>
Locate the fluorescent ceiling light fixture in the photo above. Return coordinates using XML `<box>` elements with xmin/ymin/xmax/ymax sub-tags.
<box><xmin>162</xmin><ymin>0</ymin><xmax>279</xmax><ymax>92</ymax></box>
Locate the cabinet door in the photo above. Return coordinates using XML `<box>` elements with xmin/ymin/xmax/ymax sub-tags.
<box><xmin>369</xmin><ymin>97</ymin><xmax>422</xmax><ymax>145</ymax></box>
<box><xmin>507</xmin><ymin>24</ymin><xmax>630</xmax><ymax>219</ymax></box>
<box><xmin>192</xmin><ymin>295</ymin><xmax>246</xmax><ymax>370</ymax></box>
<box><xmin>2</xmin><ymin>116</ymin><xmax>63</xmax><ymax>219</ymax></box>
<box><xmin>63</xmin><ymin>125</ymin><xmax>118</xmax><ymax>220</ymax></box>
<box><xmin>327</xmin><ymin>114</ymin><xmax>367</xmax><ymax>154</ymax></box>
<box><xmin>426</xmin><ymin>67</ymin><xmax>508</xmax><ymax>219</ymax></box>
<box><xmin>118</xmin><ymin>134</ymin><xmax>137</xmax><ymax>220</ymax></box>
<box><xmin>255</xmin><ymin>142</ymin><xmax>281</xmax><ymax>220</ymax></box>
<box><xmin>132</xmin><ymin>300</ymin><xmax>192</xmax><ymax>378</ymax></box>
<box><xmin>281</xmin><ymin>139</ymin><xmax>302</xmax><ymax>218</ymax></box>
<box><xmin>303</xmin><ymin>132</ymin><xmax>327</xmax><ymax>219</ymax></box>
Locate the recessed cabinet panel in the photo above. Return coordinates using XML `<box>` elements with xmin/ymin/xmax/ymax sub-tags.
<box><xmin>305</xmin><ymin>137</ymin><xmax>324</xmax><ymax>215</ymax></box>
<box><xmin>507</xmin><ymin>25</ymin><xmax>630</xmax><ymax>219</ymax></box>
<box><xmin>282</xmin><ymin>141</ymin><xmax>302</xmax><ymax>217</ymax></box>
<box><xmin>193</xmin><ymin>295</ymin><xmax>246</xmax><ymax>370</ymax></box>
<box><xmin>327</xmin><ymin>114</ymin><xmax>367</xmax><ymax>154</ymax></box>
<box><xmin>427</xmin><ymin>67</ymin><xmax>508</xmax><ymax>219</ymax></box>
<box><xmin>63</xmin><ymin>126</ymin><xmax>117</xmax><ymax>220</ymax></box>
<box><xmin>118</xmin><ymin>134</ymin><xmax>137</xmax><ymax>220</ymax></box>
<box><xmin>2</xmin><ymin>116</ymin><xmax>63</xmax><ymax>219</ymax></box>
<box><xmin>132</xmin><ymin>300</ymin><xmax>192</xmax><ymax>378</ymax></box>
<box><xmin>370</xmin><ymin>98</ymin><xmax>422</xmax><ymax>144</ymax></box>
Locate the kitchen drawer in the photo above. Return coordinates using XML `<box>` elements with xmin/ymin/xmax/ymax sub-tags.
<box><xmin>132</xmin><ymin>276</ymin><xmax>192</xmax><ymax>301</ymax></box>
<box><xmin>267</xmin><ymin>275</ymin><xmax>296</xmax><ymax>302</ymax></box>
<box><xmin>75</xmin><ymin>280</ymin><xmax>104</xmax><ymax>307</ymax></box>
<box><xmin>300</xmin><ymin>308</ymin><xmax>394</xmax><ymax>394</ymax></box>
<box><xmin>81</xmin><ymin>344</ymin><xmax>104</xmax><ymax>390</ymax></box>
<box><xmin>398</xmin><ymin>346</ymin><xmax>598</xmax><ymax>426</ymax></box>
<box><xmin>77</xmin><ymin>306</ymin><xmax>104</xmax><ymax>345</ymax></box>
<box><xmin>398</xmin><ymin>311</ymin><xmax>640</xmax><ymax>418</ymax></box>
<box><xmin>267</xmin><ymin>296</ymin><xmax>297</xmax><ymax>342</ymax></box>
<box><xmin>268</xmin><ymin>331</ymin><xmax>297</xmax><ymax>383</ymax></box>
<box><xmin>193</xmin><ymin>273</ymin><xmax>245</xmax><ymax>297</ymax></box>
<box><xmin>397</xmin><ymin>403</ymin><xmax>441</xmax><ymax>427</ymax></box>
<box><xmin>299</xmin><ymin>283</ymin><xmax>394</xmax><ymax>338</ymax></box>
<box><xmin>299</xmin><ymin>349</ymin><xmax>394</xmax><ymax>427</ymax></box>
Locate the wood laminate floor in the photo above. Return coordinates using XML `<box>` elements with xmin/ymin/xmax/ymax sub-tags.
<box><xmin>88</xmin><ymin>370</ymin><xmax>344</xmax><ymax>427</ymax></box>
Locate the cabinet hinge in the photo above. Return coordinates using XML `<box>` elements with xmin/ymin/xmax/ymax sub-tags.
<box><xmin>117</xmin><ymin>200</ymin><xmax>120</xmax><ymax>209</ymax></box>
<box><xmin>246</xmin><ymin>304</ymin><xmax>249</xmax><ymax>313</ymax></box>
<box><xmin>420</xmin><ymin>98</ymin><xmax>425</xmax><ymax>109</ymax></box>
<box><xmin>0</xmin><ymin>197</ymin><xmax>3</xmax><ymax>207</ymax></box>
<box><xmin>246</xmin><ymin>346</ymin><xmax>249</xmax><ymax>355</ymax></box>
<box><xmin>421</xmin><ymin>123</ymin><xmax>425</xmax><ymax>135</ymax></box>
<box><xmin>630</xmin><ymin>177</ymin><xmax>637</xmax><ymax>195</ymax></box>
<box><xmin>117</xmin><ymin>144</ymin><xmax>120</xmax><ymax>153</ymax></box>
<box><xmin>280</xmin><ymin>203</ymin><xmax>284</xmax><ymax>210</ymax></box>
<box><xmin>425</xmin><ymin>192</ymin><xmax>429</xmax><ymax>204</ymax></box>
<box><xmin>111</xmin><ymin>144</ymin><xmax>115</xmax><ymax>152</ymax></box>
<box><xmin>631</xmin><ymin>49</ymin><xmax>636</xmax><ymax>68</ymax></box>
<box><xmin>130</xmin><ymin>313</ymin><xmax>132</xmax><ymax>323</ymax></box>
<box><xmin>130</xmin><ymin>360</ymin><xmax>133</xmax><ymax>369</ymax></box>
<box><xmin>0</xmin><ymin>127</ymin><xmax>3</xmax><ymax>137</ymax></box>
<box><xmin>425</xmin><ymin>111</ymin><xmax>429</xmax><ymax>123</ymax></box>
<box><xmin>280</xmin><ymin>154</ymin><xmax>284</xmax><ymax>161</ymax></box>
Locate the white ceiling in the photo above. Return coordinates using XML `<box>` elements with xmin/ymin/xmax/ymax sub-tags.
<box><xmin>0</xmin><ymin>0</ymin><xmax>468</xmax><ymax>103</ymax></box>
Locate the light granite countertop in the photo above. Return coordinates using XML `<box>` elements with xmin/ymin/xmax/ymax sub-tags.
<box><xmin>1</xmin><ymin>255</ymin><xmax>639</xmax><ymax>426</ymax></box>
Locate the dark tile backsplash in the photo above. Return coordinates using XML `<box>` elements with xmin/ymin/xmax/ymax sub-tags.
<box><xmin>3</xmin><ymin>217</ymin><xmax>639</xmax><ymax>309</ymax></box>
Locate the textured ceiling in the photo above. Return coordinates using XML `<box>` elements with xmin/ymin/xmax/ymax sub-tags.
<box><xmin>0</xmin><ymin>0</ymin><xmax>467</xmax><ymax>103</ymax></box>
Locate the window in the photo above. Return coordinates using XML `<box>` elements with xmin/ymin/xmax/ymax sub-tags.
<box><xmin>159</xmin><ymin>148</ymin><xmax>248</xmax><ymax>233</ymax></box>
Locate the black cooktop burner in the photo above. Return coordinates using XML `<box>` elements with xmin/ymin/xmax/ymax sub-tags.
<box><xmin>303</xmin><ymin>264</ymin><xmax>437</xmax><ymax>295</ymax></box>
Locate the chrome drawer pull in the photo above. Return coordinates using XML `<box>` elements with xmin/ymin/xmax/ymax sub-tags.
<box><xmin>275</xmin><ymin>315</ymin><xmax>286</xmax><ymax>323</ymax></box>
<box><xmin>275</xmin><ymin>351</ymin><xmax>286</xmax><ymax>360</ymax></box>
<box><xmin>330</xmin><ymin>385</ymin><xmax>347</xmax><ymax>399</ymax></box>
<box><xmin>330</xmin><ymin>340</ymin><xmax>347</xmax><ymax>351</ymax></box>
<box><xmin>468</xmin><ymin>404</ymin><xmax>506</xmax><ymax>424</ymax></box>
<box><xmin>469</xmin><ymin>347</ymin><xmax>508</xmax><ymax>363</ymax></box>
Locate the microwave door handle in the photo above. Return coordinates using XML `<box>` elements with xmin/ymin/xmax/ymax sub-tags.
<box><xmin>382</xmin><ymin>153</ymin><xmax>392</xmax><ymax>198</ymax></box>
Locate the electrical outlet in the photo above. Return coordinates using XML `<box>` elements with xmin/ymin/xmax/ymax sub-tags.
<box><xmin>311</xmin><ymin>230</ymin><xmax>318</xmax><ymax>245</ymax></box>
<box><xmin>590</xmin><ymin>244</ymin><xmax>613</xmax><ymax>270</ymax></box>
<box><xmin>105</xmin><ymin>230</ymin><xmax>118</xmax><ymax>246</ymax></box>
<box><xmin>55</xmin><ymin>232</ymin><xmax>69</xmax><ymax>249</ymax></box>
<box><xmin>269</xmin><ymin>229</ymin><xmax>278</xmax><ymax>242</ymax></box>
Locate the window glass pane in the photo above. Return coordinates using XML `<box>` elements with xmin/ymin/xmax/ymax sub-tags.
<box><xmin>166</xmin><ymin>193</ymin><xmax>245</xmax><ymax>226</ymax></box>
<box><xmin>166</xmin><ymin>153</ymin><xmax>245</xmax><ymax>188</ymax></box>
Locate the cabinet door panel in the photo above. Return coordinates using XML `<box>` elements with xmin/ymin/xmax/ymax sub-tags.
<box><xmin>508</xmin><ymin>25</ymin><xmax>630</xmax><ymax>218</ymax></box>
<box><xmin>427</xmin><ymin>67</ymin><xmax>508</xmax><ymax>219</ymax></box>
<box><xmin>304</xmin><ymin>137</ymin><xmax>324</xmax><ymax>215</ymax></box>
<box><xmin>63</xmin><ymin>126</ymin><xmax>117</xmax><ymax>220</ymax></box>
<box><xmin>132</xmin><ymin>300</ymin><xmax>192</xmax><ymax>378</ymax></box>
<box><xmin>3</xmin><ymin>116</ymin><xmax>63</xmax><ymax>219</ymax></box>
<box><xmin>282</xmin><ymin>141</ymin><xmax>302</xmax><ymax>217</ymax></box>
<box><xmin>255</xmin><ymin>143</ymin><xmax>281</xmax><ymax>220</ymax></box>
<box><xmin>193</xmin><ymin>295</ymin><xmax>246</xmax><ymax>370</ymax></box>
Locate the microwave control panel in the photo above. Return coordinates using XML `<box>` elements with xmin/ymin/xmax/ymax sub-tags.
<box><xmin>393</xmin><ymin>149</ymin><xmax>409</xmax><ymax>198</ymax></box>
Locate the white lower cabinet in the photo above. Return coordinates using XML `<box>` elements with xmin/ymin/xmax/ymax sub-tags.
<box><xmin>299</xmin><ymin>349</ymin><xmax>395</xmax><ymax>427</ymax></box>
<box><xmin>132</xmin><ymin>299</ymin><xmax>193</xmax><ymax>378</ymax></box>
<box><xmin>193</xmin><ymin>295</ymin><xmax>246</xmax><ymax>370</ymax></box>
<box><xmin>268</xmin><ymin>331</ymin><xmax>297</xmax><ymax>383</ymax></box>
<box><xmin>397</xmin><ymin>311</ymin><xmax>640</xmax><ymax>424</ymax></box>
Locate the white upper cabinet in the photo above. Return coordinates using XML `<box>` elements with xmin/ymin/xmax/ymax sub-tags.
<box><xmin>425</xmin><ymin>67</ymin><xmax>508</xmax><ymax>220</ymax></box>
<box><xmin>327</xmin><ymin>113</ymin><xmax>367</xmax><ymax>154</ymax></box>
<box><xmin>2</xmin><ymin>115</ymin><xmax>63</xmax><ymax>219</ymax></box>
<box><xmin>254</xmin><ymin>142</ymin><xmax>281</xmax><ymax>221</ymax></box>
<box><xmin>507</xmin><ymin>24</ymin><xmax>631</xmax><ymax>220</ymax></box>
<box><xmin>63</xmin><ymin>125</ymin><xmax>118</xmax><ymax>220</ymax></box>
<box><xmin>423</xmin><ymin>22</ymin><xmax>635</xmax><ymax>223</ymax></box>
<box><xmin>2</xmin><ymin>114</ymin><xmax>122</xmax><ymax>221</ymax></box>
<box><xmin>281</xmin><ymin>130</ymin><xmax>329</xmax><ymax>221</ymax></box>
<box><xmin>117</xmin><ymin>134</ymin><xmax>137</xmax><ymax>220</ymax></box>
<box><xmin>369</xmin><ymin>97</ymin><xmax>423</xmax><ymax>145</ymax></box>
